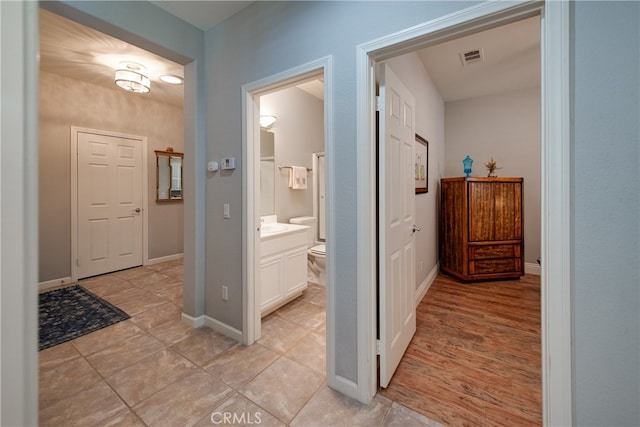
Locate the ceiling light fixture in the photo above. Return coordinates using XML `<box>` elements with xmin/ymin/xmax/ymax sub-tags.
<box><xmin>115</xmin><ymin>61</ymin><xmax>150</xmax><ymax>93</ymax></box>
<box><xmin>260</xmin><ymin>115</ymin><xmax>277</xmax><ymax>129</ymax></box>
<box><xmin>159</xmin><ymin>74</ymin><xmax>184</xmax><ymax>85</ymax></box>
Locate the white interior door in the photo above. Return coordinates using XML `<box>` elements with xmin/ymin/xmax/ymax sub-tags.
<box><xmin>76</xmin><ymin>131</ymin><xmax>143</xmax><ymax>279</ymax></box>
<box><xmin>378</xmin><ymin>63</ymin><xmax>417</xmax><ymax>388</ymax></box>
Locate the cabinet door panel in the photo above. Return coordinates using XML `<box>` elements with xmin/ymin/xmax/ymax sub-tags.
<box><xmin>468</xmin><ymin>182</ymin><xmax>494</xmax><ymax>241</ymax></box>
<box><xmin>284</xmin><ymin>249</ymin><xmax>308</xmax><ymax>297</ymax></box>
<box><xmin>260</xmin><ymin>256</ymin><xmax>283</xmax><ymax>312</ymax></box>
<box><xmin>441</xmin><ymin>180</ymin><xmax>466</xmax><ymax>273</ymax></box>
<box><xmin>493</xmin><ymin>183</ymin><xmax>522</xmax><ymax>240</ymax></box>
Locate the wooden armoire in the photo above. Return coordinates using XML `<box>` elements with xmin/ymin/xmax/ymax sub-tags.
<box><xmin>440</xmin><ymin>177</ymin><xmax>524</xmax><ymax>281</ymax></box>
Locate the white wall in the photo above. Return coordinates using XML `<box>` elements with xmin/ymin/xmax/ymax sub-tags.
<box><xmin>39</xmin><ymin>71</ymin><xmax>185</xmax><ymax>282</ymax></box>
<box><xmin>261</xmin><ymin>87</ymin><xmax>324</xmax><ymax>223</ymax></box>
<box><xmin>1</xmin><ymin>2</ymin><xmax>39</xmax><ymax>424</ymax></box>
<box><xmin>385</xmin><ymin>53</ymin><xmax>445</xmax><ymax>291</ymax></box>
<box><xmin>444</xmin><ymin>87</ymin><xmax>541</xmax><ymax>264</ymax></box>
<box><xmin>572</xmin><ymin>2</ymin><xmax>639</xmax><ymax>425</ymax></box>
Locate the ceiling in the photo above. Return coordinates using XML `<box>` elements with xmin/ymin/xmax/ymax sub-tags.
<box><xmin>418</xmin><ymin>16</ymin><xmax>540</xmax><ymax>102</ymax></box>
<box><xmin>39</xmin><ymin>8</ymin><xmax>186</xmax><ymax>107</ymax></box>
<box><xmin>150</xmin><ymin>1</ymin><xmax>253</xmax><ymax>31</ymax></box>
<box><xmin>39</xmin><ymin>4</ymin><xmax>539</xmax><ymax>108</ymax></box>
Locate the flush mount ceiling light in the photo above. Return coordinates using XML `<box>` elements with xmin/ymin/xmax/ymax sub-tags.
<box><xmin>260</xmin><ymin>115</ymin><xmax>277</xmax><ymax>129</ymax></box>
<box><xmin>115</xmin><ymin>61</ymin><xmax>150</xmax><ymax>93</ymax></box>
<box><xmin>159</xmin><ymin>74</ymin><xmax>184</xmax><ymax>85</ymax></box>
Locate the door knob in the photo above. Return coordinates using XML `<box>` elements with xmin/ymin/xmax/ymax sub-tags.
<box><xmin>412</xmin><ymin>225</ymin><xmax>421</xmax><ymax>233</ymax></box>
<box><xmin>135</xmin><ymin>208</ymin><xmax>141</xmax><ymax>213</ymax></box>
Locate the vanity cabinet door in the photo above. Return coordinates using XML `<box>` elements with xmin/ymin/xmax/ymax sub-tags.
<box><xmin>259</xmin><ymin>229</ymin><xmax>309</xmax><ymax>316</ymax></box>
<box><xmin>260</xmin><ymin>254</ymin><xmax>283</xmax><ymax>313</ymax></box>
<box><xmin>284</xmin><ymin>247</ymin><xmax>308</xmax><ymax>297</ymax></box>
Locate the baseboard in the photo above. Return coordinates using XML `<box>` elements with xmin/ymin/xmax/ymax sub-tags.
<box><xmin>147</xmin><ymin>253</ymin><xmax>183</xmax><ymax>265</ymax></box>
<box><xmin>39</xmin><ymin>276</ymin><xmax>74</xmax><ymax>291</ymax></box>
<box><xmin>327</xmin><ymin>375</ymin><xmax>360</xmax><ymax>402</ymax></box>
<box><xmin>180</xmin><ymin>313</ymin><xmax>243</xmax><ymax>343</ymax></box>
<box><xmin>525</xmin><ymin>262</ymin><xmax>541</xmax><ymax>276</ymax></box>
<box><xmin>415</xmin><ymin>262</ymin><xmax>439</xmax><ymax>305</ymax></box>
<box><xmin>204</xmin><ymin>316</ymin><xmax>243</xmax><ymax>343</ymax></box>
<box><xmin>181</xmin><ymin>312</ymin><xmax>205</xmax><ymax>328</ymax></box>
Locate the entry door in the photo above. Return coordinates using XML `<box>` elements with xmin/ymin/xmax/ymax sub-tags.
<box><xmin>378</xmin><ymin>63</ymin><xmax>417</xmax><ymax>387</ymax></box>
<box><xmin>77</xmin><ymin>131</ymin><xmax>143</xmax><ymax>279</ymax></box>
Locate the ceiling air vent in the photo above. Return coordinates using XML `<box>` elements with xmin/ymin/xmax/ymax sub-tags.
<box><xmin>459</xmin><ymin>48</ymin><xmax>484</xmax><ymax>66</ymax></box>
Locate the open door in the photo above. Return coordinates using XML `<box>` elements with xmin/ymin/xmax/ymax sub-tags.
<box><xmin>378</xmin><ymin>63</ymin><xmax>417</xmax><ymax>387</ymax></box>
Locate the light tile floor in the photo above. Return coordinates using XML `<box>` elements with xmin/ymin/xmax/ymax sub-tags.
<box><xmin>39</xmin><ymin>260</ymin><xmax>442</xmax><ymax>427</ymax></box>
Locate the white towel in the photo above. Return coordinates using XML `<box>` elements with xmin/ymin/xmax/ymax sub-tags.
<box><xmin>288</xmin><ymin>166</ymin><xmax>307</xmax><ymax>189</ymax></box>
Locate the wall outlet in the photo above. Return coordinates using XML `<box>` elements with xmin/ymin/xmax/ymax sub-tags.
<box><xmin>222</xmin><ymin>285</ymin><xmax>228</xmax><ymax>301</ymax></box>
<box><xmin>223</xmin><ymin>203</ymin><xmax>230</xmax><ymax>219</ymax></box>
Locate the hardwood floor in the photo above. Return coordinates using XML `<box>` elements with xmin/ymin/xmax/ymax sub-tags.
<box><xmin>380</xmin><ymin>273</ymin><xmax>542</xmax><ymax>426</ymax></box>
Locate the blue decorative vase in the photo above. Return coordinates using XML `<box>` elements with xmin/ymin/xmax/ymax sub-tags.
<box><xmin>462</xmin><ymin>156</ymin><xmax>473</xmax><ymax>177</ymax></box>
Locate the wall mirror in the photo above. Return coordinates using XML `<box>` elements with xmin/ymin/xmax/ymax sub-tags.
<box><xmin>260</xmin><ymin>130</ymin><xmax>275</xmax><ymax>215</ymax></box>
<box><xmin>155</xmin><ymin>150</ymin><xmax>184</xmax><ymax>202</ymax></box>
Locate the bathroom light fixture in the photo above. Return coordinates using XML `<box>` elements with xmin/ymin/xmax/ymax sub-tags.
<box><xmin>260</xmin><ymin>115</ymin><xmax>277</xmax><ymax>129</ymax></box>
<box><xmin>159</xmin><ymin>74</ymin><xmax>183</xmax><ymax>85</ymax></box>
<box><xmin>114</xmin><ymin>61</ymin><xmax>150</xmax><ymax>93</ymax></box>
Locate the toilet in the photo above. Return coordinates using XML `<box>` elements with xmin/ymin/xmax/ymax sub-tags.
<box><xmin>289</xmin><ymin>216</ymin><xmax>326</xmax><ymax>286</ymax></box>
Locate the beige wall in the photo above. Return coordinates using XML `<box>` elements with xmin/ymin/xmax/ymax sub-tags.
<box><xmin>39</xmin><ymin>71</ymin><xmax>184</xmax><ymax>282</ymax></box>
<box><xmin>444</xmin><ymin>86</ymin><xmax>541</xmax><ymax>264</ymax></box>
<box><xmin>260</xmin><ymin>87</ymin><xmax>324</xmax><ymax>224</ymax></box>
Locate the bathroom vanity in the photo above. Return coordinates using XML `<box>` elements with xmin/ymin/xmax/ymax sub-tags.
<box><xmin>260</xmin><ymin>218</ymin><xmax>309</xmax><ymax>316</ymax></box>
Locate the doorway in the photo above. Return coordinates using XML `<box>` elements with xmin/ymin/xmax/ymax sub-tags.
<box><xmin>356</xmin><ymin>2</ymin><xmax>571</xmax><ymax>426</ymax></box>
<box><xmin>38</xmin><ymin>7</ymin><xmax>188</xmax><ymax>288</ymax></box>
<box><xmin>242</xmin><ymin>56</ymin><xmax>336</xmax><ymax>385</ymax></box>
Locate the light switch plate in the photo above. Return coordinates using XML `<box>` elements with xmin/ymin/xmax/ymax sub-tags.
<box><xmin>221</xmin><ymin>157</ymin><xmax>235</xmax><ymax>170</ymax></box>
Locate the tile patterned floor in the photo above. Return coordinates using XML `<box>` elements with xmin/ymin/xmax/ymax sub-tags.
<box><xmin>39</xmin><ymin>260</ymin><xmax>441</xmax><ymax>427</ymax></box>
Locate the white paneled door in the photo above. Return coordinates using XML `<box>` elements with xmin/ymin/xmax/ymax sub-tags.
<box><xmin>76</xmin><ymin>131</ymin><xmax>143</xmax><ymax>279</ymax></box>
<box><xmin>378</xmin><ymin>63</ymin><xmax>417</xmax><ymax>388</ymax></box>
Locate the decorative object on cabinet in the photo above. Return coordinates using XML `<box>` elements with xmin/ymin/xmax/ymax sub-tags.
<box><xmin>414</xmin><ymin>134</ymin><xmax>428</xmax><ymax>194</ymax></box>
<box><xmin>484</xmin><ymin>156</ymin><xmax>502</xmax><ymax>177</ymax></box>
<box><xmin>462</xmin><ymin>155</ymin><xmax>473</xmax><ymax>177</ymax></box>
<box><xmin>155</xmin><ymin>150</ymin><xmax>183</xmax><ymax>202</ymax></box>
<box><xmin>440</xmin><ymin>177</ymin><xmax>524</xmax><ymax>281</ymax></box>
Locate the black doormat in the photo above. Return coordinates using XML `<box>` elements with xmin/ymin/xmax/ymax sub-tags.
<box><xmin>39</xmin><ymin>285</ymin><xmax>129</xmax><ymax>351</ymax></box>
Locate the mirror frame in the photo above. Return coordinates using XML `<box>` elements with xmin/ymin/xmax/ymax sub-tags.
<box><xmin>155</xmin><ymin>150</ymin><xmax>184</xmax><ymax>202</ymax></box>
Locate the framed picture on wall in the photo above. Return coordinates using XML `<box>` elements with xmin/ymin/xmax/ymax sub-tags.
<box><xmin>414</xmin><ymin>134</ymin><xmax>428</xmax><ymax>194</ymax></box>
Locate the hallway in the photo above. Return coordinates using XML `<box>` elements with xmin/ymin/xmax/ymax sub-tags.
<box><xmin>39</xmin><ymin>260</ymin><xmax>440</xmax><ymax>426</ymax></box>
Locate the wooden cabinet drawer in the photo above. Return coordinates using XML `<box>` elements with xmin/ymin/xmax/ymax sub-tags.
<box><xmin>469</xmin><ymin>244</ymin><xmax>520</xmax><ymax>260</ymax></box>
<box><xmin>470</xmin><ymin>258</ymin><xmax>521</xmax><ymax>274</ymax></box>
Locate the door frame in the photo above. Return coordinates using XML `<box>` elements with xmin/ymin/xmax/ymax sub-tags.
<box><xmin>356</xmin><ymin>1</ymin><xmax>571</xmax><ymax>426</ymax></box>
<box><xmin>241</xmin><ymin>55</ymin><xmax>337</xmax><ymax>384</ymax></box>
<box><xmin>70</xmin><ymin>126</ymin><xmax>149</xmax><ymax>281</ymax></box>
